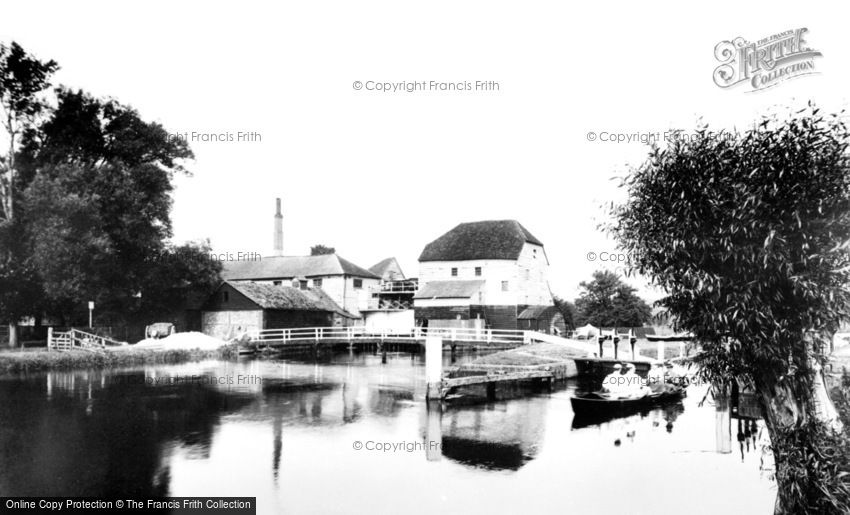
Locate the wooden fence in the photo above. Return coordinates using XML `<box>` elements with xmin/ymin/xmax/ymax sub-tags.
<box><xmin>47</xmin><ymin>328</ymin><xmax>127</xmax><ymax>351</ymax></box>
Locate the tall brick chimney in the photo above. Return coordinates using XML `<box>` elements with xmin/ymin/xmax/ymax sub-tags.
<box><xmin>273</xmin><ymin>198</ymin><xmax>283</xmax><ymax>256</ymax></box>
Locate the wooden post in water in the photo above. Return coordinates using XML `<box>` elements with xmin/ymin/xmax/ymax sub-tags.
<box><xmin>425</xmin><ymin>336</ymin><xmax>443</xmax><ymax>401</ymax></box>
<box><xmin>715</xmin><ymin>386</ymin><xmax>732</xmax><ymax>454</ymax></box>
<box><xmin>597</xmin><ymin>336</ymin><xmax>604</xmax><ymax>358</ymax></box>
<box><xmin>425</xmin><ymin>404</ymin><xmax>442</xmax><ymax>462</ymax></box>
<box><xmin>613</xmin><ymin>333</ymin><xmax>619</xmax><ymax>359</ymax></box>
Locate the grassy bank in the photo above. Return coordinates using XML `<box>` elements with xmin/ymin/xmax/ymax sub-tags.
<box><xmin>0</xmin><ymin>345</ymin><xmax>239</xmax><ymax>375</ymax></box>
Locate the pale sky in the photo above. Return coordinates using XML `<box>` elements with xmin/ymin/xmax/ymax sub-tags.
<box><xmin>3</xmin><ymin>1</ymin><xmax>848</xmax><ymax>300</ymax></box>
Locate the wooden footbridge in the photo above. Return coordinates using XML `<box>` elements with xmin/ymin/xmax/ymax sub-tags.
<box><xmin>246</xmin><ymin>326</ymin><xmax>594</xmax><ymax>401</ymax></box>
<box><xmin>247</xmin><ymin>326</ymin><xmax>546</xmax><ymax>350</ymax></box>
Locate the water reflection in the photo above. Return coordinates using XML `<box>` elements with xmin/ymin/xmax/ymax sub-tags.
<box><xmin>0</xmin><ymin>351</ymin><xmax>776</xmax><ymax>514</ymax></box>
<box><xmin>0</xmin><ymin>368</ymin><xmax>254</xmax><ymax>497</ymax></box>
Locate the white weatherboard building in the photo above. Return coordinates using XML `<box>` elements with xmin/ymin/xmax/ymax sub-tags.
<box><xmin>217</xmin><ymin>198</ymin><xmax>381</xmax><ymax>322</ymax></box>
<box><xmin>414</xmin><ymin>220</ymin><xmax>554</xmax><ymax>330</ymax></box>
<box><xmin>221</xmin><ymin>254</ymin><xmax>380</xmax><ymax>319</ymax></box>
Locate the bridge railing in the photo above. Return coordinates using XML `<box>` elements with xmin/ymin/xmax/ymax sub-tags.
<box><xmin>248</xmin><ymin>326</ymin><xmax>529</xmax><ymax>345</ymax></box>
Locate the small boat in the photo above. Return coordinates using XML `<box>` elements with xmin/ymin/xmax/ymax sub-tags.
<box><xmin>570</xmin><ymin>385</ymin><xmax>686</xmax><ymax>414</ymax></box>
<box><xmin>646</xmin><ymin>333</ymin><xmax>694</xmax><ymax>342</ymax></box>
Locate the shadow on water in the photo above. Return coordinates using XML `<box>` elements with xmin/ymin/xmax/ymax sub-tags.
<box><xmin>0</xmin><ymin>371</ymin><xmax>254</xmax><ymax>497</ymax></box>
<box><xmin>0</xmin><ymin>351</ymin><xmax>775</xmax><ymax>513</ymax></box>
<box><xmin>432</xmin><ymin>393</ymin><xmax>549</xmax><ymax>471</ymax></box>
<box><xmin>571</xmin><ymin>401</ymin><xmax>686</xmax><ymax>431</ymax></box>
<box><xmin>440</xmin><ymin>436</ymin><xmax>531</xmax><ymax>471</ymax></box>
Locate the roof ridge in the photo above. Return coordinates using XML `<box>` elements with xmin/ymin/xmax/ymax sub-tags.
<box><xmin>418</xmin><ymin>220</ymin><xmax>543</xmax><ymax>262</ymax></box>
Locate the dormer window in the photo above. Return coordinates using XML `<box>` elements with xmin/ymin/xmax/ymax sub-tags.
<box><xmin>475</xmin><ymin>267</ymin><xmax>482</xmax><ymax>276</ymax></box>
<box><xmin>451</xmin><ymin>268</ymin><xmax>458</xmax><ymax>277</ymax></box>
<box><xmin>223</xmin><ymin>291</ymin><xmax>229</xmax><ymax>302</ymax></box>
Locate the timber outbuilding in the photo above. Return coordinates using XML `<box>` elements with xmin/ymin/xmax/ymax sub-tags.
<box><xmin>201</xmin><ymin>281</ymin><xmax>356</xmax><ymax>340</ymax></box>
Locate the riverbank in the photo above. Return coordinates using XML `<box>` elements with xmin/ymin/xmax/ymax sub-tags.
<box><xmin>0</xmin><ymin>345</ymin><xmax>238</xmax><ymax>375</ymax></box>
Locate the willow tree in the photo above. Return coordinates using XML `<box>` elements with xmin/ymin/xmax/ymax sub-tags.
<box><xmin>611</xmin><ymin>106</ymin><xmax>850</xmax><ymax>514</ymax></box>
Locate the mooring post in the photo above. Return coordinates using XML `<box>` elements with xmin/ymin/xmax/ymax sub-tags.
<box><xmin>597</xmin><ymin>336</ymin><xmax>604</xmax><ymax>357</ymax></box>
<box><xmin>629</xmin><ymin>329</ymin><xmax>636</xmax><ymax>360</ymax></box>
<box><xmin>425</xmin><ymin>404</ymin><xmax>443</xmax><ymax>462</ymax></box>
<box><xmin>613</xmin><ymin>334</ymin><xmax>619</xmax><ymax>359</ymax></box>
<box><xmin>425</xmin><ymin>336</ymin><xmax>443</xmax><ymax>401</ymax></box>
<box><xmin>47</xmin><ymin>327</ymin><xmax>53</xmax><ymax>351</ymax></box>
<box><xmin>715</xmin><ymin>386</ymin><xmax>732</xmax><ymax>454</ymax></box>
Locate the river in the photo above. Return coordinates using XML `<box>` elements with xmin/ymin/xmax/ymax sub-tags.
<box><xmin>0</xmin><ymin>350</ymin><xmax>776</xmax><ymax>514</ymax></box>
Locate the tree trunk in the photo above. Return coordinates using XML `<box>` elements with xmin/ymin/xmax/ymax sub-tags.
<box><xmin>756</xmin><ymin>355</ymin><xmax>845</xmax><ymax>514</ymax></box>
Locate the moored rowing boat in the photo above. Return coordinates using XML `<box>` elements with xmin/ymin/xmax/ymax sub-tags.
<box><xmin>570</xmin><ymin>385</ymin><xmax>686</xmax><ymax>413</ymax></box>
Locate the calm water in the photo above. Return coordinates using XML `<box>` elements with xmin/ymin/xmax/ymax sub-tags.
<box><xmin>0</xmin><ymin>351</ymin><xmax>776</xmax><ymax>514</ymax></box>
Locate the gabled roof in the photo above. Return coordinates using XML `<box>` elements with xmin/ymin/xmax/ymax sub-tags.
<box><xmin>413</xmin><ymin>280</ymin><xmax>485</xmax><ymax>299</ymax></box>
<box><xmin>226</xmin><ymin>281</ymin><xmax>356</xmax><ymax>317</ymax></box>
<box><xmin>418</xmin><ymin>220</ymin><xmax>544</xmax><ymax>262</ymax></box>
<box><xmin>369</xmin><ymin>257</ymin><xmax>405</xmax><ymax>280</ymax></box>
<box><xmin>222</xmin><ymin>254</ymin><xmax>380</xmax><ymax>281</ymax></box>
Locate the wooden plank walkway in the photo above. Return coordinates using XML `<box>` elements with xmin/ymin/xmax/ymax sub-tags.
<box><xmin>438</xmin><ymin>369</ymin><xmax>555</xmax><ymax>399</ymax></box>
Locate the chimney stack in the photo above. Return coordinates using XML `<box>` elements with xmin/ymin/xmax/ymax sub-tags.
<box><xmin>273</xmin><ymin>198</ymin><xmax>283</xmax><ymax>256</ymax></box>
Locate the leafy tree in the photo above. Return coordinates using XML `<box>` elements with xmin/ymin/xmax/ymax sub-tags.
<box><xmin>139</xmin><ymin>240</ymin><xmax>222</xmax><ymax>323</ymax></box>
<box><xmin>574</xmin><ymin>270</ymin><xmax>651</xmax><ymax>327</ymax></box>
<box><xmin>0</xmin><ymin>42</ymin><xmax>57</xmax><ymax>346</ymax></box>
<box><xmin>18</xmin><ymin>89</ymin><xmax>194</xmax><ymax>325</ymax></box>
<box><xmin>0</xmin><ymin>42</ymin><xmax>58</xmax><ymax>220</ymax></box>
<box><xmin>310</xmin><ymin>244</ymin><xmax>335</xmax><ymax>255</ymax></box>
<box><xmin>0</xmin><ymin>42</ymin><xmax>216</xmax><ymax>339</ymax></box>
<box><xmin>552</xmin><ymin>295</ymin><xmax>576</xmax><ymax>330</ymax></box>
<box><xmin>611</xmin><ymin>106</ymin><xmax>850</xmax><ymax>513</ymax></box>
<box><xmin>22</xmin><ymin>172</ymin><xmax>111</xmax><ymax>323</ymax></box>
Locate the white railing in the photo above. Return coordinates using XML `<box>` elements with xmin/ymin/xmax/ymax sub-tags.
<box><xmin>248</xmin><ymin>326</ymin><xmax>530</xmax><ymax>346</ymax></box>
<box><xmin>372</xmin><ymin>280</ymin><xmax>419</xmax><ymax>294</ymax></box>
<box><xmin>378</xmin><ymin>281</ymin><xmax>419</xmax><ymax>293</ymax></box>
<box><xmin>48</xmin><ymin>328</ymin><xmax>127</xmax><ymax>351</ymax></box>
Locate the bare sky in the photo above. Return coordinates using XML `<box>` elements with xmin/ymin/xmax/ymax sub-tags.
<box><xmin>3</xmin><ymin>1</ymin><xmax>848</xmax><ymax>299</ymax></box>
